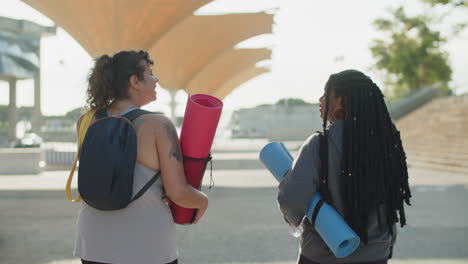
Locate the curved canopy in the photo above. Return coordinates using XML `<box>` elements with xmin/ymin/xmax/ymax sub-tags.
<box><xmin>185</xmin><ymin>48</ymin><xmax>271</xmax><ymax>95</ymax></box>
<box><xmin>0</xmin><ymin>16</ymin><xmax>55</xmax><ymax>80</ymax></box>
<box><xmin>21</xmin><ymin>0</ymin><xmax>212</xmax><ymax>57</ymax></box>
<box><xmin>0</xmin><ymin>31</ymin><xmax>39</xmax><ymax>79</ymax></box>
<box><xmin>214</xmin><ymin>66</ymin><xmax>270</xmax><ymax>100</ymax></box>
<box><xmin>149</xmin><ymin>13</ymin><xmax>273</xmax><ymax>91</ymax></box>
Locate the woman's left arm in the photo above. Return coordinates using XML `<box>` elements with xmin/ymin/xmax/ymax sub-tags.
<box><xmin>277</xmin><ymin>134</ymin><xmax>321</xmax><ymax>226</ymax></box>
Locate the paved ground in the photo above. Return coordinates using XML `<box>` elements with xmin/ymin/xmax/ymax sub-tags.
<box><xmin>0</xmin><ymin>165</ymin><xmax>467</xmax><ymax>264</ymax></box>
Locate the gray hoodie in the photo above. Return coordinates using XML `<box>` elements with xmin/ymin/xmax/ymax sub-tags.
<box><xmin>278</xmin><ymin>120</ymin><xmax>395</xmax><ymax>264</ymax></box>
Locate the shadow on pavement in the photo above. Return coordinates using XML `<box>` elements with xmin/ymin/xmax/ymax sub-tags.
<box><xmin>0</xmin><ymin>185</ymin><xmax>467</xmax><ymax>264</ymax></box>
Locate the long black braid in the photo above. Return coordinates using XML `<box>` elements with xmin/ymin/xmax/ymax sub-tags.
<box><xmin>320</xmin><ymin>70</ymin><xmax>411</xmax><ymax>244</ymax></box>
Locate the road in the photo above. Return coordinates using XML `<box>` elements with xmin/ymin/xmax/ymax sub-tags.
<box><xmin>0</xmin><ymin>167</ymin><xmax>467</xmax><ymax>264</ymax></box>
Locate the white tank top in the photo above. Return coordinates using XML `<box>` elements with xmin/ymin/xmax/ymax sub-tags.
<box><xmin>74</xmin><ymin>163</ymin><xmax>178</xmax><ymax>264</ymax></box>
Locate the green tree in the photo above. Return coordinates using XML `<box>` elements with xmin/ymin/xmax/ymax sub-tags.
<box><xmin>423</xmin><ymin>0</ymin><xmax>467</xmax><ymax>36</ymax></box>
<box><xmin>17</xmin><ymin>106</ymin><xmax>33</xmax><ymax>121</ymax></box>
<box><xmin>423</xmin><ymin>0</ymin><xmax>467</xmax><ymax>7</ymax></box>
<box><xmin>65</xmin><ymin>107</ymin><xmax>85</xmax><ymax>121</ymax></box>
<box><xmin>370</xmin><ymin>7</ymin><xmax>452</xmax><ymax>97</ymax></box>
<box><xmin>0</xmin><ymin>105</ymin><xmax>34</xmax><ymax>122</ymax></box>
<box><xmin>0</xmin><ymin>105</ymin><xmax>7</xmax><ymax>122</ymax></box>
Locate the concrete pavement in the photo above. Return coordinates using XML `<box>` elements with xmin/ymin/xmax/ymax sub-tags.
<box><xmin>0</xmin><ymin>164</ymin><xmax>467</xmax><ymax>264</ymax></box>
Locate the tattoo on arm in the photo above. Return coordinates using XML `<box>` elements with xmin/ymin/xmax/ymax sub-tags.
<box><xmin>164</xmin><ymin>120</ymin><xmax>182</xmax><ymax>162</ymax></box>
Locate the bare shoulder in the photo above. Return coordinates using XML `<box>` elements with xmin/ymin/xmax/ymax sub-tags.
<box><xmin>133</xmin><ymin>113</ymin><xmax>179</xmax><ymax>137</ymax></box>
<box><xmin>135</xmin><ymin>113</ymin><xmax>173</xmax><ymax>129</ymax></box>
<box><xmin>137</xmin><ymin>113</ymin><xmax>182</xmax><ymax>160</ymax></box>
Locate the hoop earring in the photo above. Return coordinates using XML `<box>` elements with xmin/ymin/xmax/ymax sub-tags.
<box><xmin>332</xmin><ymin>107</ymin><xmax>345</xmax><ymax>120</ymax></box>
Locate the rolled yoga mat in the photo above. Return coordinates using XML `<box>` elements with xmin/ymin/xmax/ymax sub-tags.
<box><xmin>168</xmin><ymin>94</ymin><xmax>223</xmax><ymax>224</ymax></box>
<box><xmin>259</xmin><ymin>142</ymin><xmax>360</xmax><ymax>258</ymax></box>
<box><xmin>179</xmin><ymin>94</ymin><xmax>223</xmax><ymax>158</ymax></box>
<box><xmin>259</xmin><ymin>142</ymin><xmax>294</xmax><ymax>181</ymax></box>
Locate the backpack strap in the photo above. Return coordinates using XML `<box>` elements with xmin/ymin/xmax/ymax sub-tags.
<box><xmin>122</xmin><ymin>108</ymin><xmax>152</xmax><ymax>122</ymax></box>
<box><xmin>66</xmin><ymin>110</ymin><xmax>96</xmax><ymax>203</ymax></box>
<box><xmin>317</xmin><ymin>131</ymin><xmax>332</xmax><ymax>204</ymax></box>
<box><xmin>123</xmin><ymin>108</ymin><xmax>157</xmax><ymax>201</ymax></box>
<box><xmin>311</xmin><ymin>198</ymin><xmax>325</xmax><ymax>227</ymax></box>
<box><xmin>95</xmin><ymin>108</ymin><xmax>150</xmax><ymax>120</ymax></box>
<box><xmin>131</xmin><ymin>171</ymin><xmax>161</xmax><ymax>202</ymax></box>
<box><xmin>95</xmin><ymin>109</ymin><xmax>108</xmax><ymax>119</ymax></box>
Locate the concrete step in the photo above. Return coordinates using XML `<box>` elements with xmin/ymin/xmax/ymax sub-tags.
<box><xmin>405</xmin><ymin>145</ymin><xmax>468</xmax><ymax>156</ymax></box>
<box><xmin>407</xmin><ymin>159</ymin><xmax>468</xmax><ymax>175</ymax></box>
<box><xmin>211</xmin><ymin>150</ymin><xmax>468</xmax><ymax>173</ymax></box>
<box><xmin>406</xmin><ymin>151</ymin><xmax>468</xmax><ymax>163</ymax></box>
<box><xmin>211</xmin><ymin>139</ymin><xmax>303</xmax><ymax>153</ymax></box>
<box><xmin>403</xmin><ymin>136</ymin><xmax>468</xmax><ymax>143</ymax></box>
<box><xmin>403</xmin><ymin>136</ymin><xmax>468</xmax><ymax>142</ymax></box>
<box><xmin>407</xmin><ymin>155</ymin><xmax>468</xmax><ymax>168</ymax></box>
<box><xmin>211</xmin><ymin>151</ymin><xmax>299</xmax><ymax>170</ymax></box>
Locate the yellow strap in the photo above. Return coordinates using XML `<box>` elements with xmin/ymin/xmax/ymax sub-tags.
<box><xmin>66</xmin><ymin>110</ymin><xmax>96</xmax><ymax>202</ymax></box>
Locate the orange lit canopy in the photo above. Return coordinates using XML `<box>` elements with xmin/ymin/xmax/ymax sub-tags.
<box><xmin>21</xmin><ymin>0</ymin><xmax>274</xmax><ymax>100</ymax></box>
<box><xmin>214</xmin><ymin>66</ymin><xmax>270</xmax><ymax>100</ymax></box>
<box><xmin>185</xmin><ymin>48</ymin><xmax>271</xmax><ymax>95</ymax></box>
<box><xmin>21</xmin><ymin>0</ymin><xmax>213</xmax><ymax>57</ymax></box>
<box><xmin>149</xmin><ymin>13</ymin><xmax>273</xmax><ymax>92</ymax></box>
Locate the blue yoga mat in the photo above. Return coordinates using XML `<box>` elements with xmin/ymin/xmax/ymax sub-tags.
<box><xmin>259</xmin><ymin>142</ymin><xmax>293</xmax><ymax>181</ymax></box>
<box><xmin>259</xmin><ymin>142</ymin><xmax>360</xmax><ymax>258</ymax></box>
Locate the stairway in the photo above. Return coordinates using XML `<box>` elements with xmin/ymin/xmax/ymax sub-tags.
<box><xmin>396</xmin><ymin>95</ymin><xmax>468</xmax><ymax>174</ymax></box>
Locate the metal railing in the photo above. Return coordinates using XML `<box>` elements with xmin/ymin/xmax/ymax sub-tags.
<box><xmin>42</xmin><ymin>142</ymin><xmax>76</xmax><ymax>169</ymax></box>
<box><xmin>387</xmin><ymin>85</ymin><xmax>442</xmax><ymax>120</ymax></box>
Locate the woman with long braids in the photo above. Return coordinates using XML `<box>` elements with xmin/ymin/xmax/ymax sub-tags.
<box><xmin>278</xmin><ymin>69</ymin><xmax>411</xmax><ymax>264</ymax></box>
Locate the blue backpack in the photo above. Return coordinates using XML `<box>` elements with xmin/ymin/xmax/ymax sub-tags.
<box><xmin>77</xmin><ymin>108</ymin><xmax>160</xmax><ymax>210</ymax></box>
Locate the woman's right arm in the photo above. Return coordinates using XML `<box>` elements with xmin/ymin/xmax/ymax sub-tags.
<box><xmin>277</xmin><ymin>134</ymin><xmax>321</xmax><ymax>226</ymax></box>
<box><xmin>153</xmin><ymin>115</ymin><xmax>208</xmax><ymax>223</ymax></box>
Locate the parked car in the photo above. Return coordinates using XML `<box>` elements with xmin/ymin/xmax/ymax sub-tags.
<box><xmin>13</xmin><ymin>133</ymin><xmax>43</xmax><ymax>148</ymax></box>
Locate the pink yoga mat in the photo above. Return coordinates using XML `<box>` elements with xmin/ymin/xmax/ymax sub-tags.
<box><xmin>179</xmin><ymin>94</ymin><xmax>223</xmax><ymax>158</ymax></box>
<box><xmin>169</xmin><ymin>94</ymin><xmax>223</xmax><ymax>224</ymax></box>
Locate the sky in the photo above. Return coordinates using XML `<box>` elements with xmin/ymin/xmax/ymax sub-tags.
<box><xmin>0</xmin><ymin>0</ymin><xmax>467</xmax><ymax>119</ymax></box>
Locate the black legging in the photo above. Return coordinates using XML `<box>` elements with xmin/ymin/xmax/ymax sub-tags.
<box><xmin>297</xmin><ymin>255</ymin><xmax>387</xmax><ymax>264</ymax></box>
<box><xmin>81</xmin><ymin>258</ymin><xmax>178</xmax><ymax>264</ymax></box>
